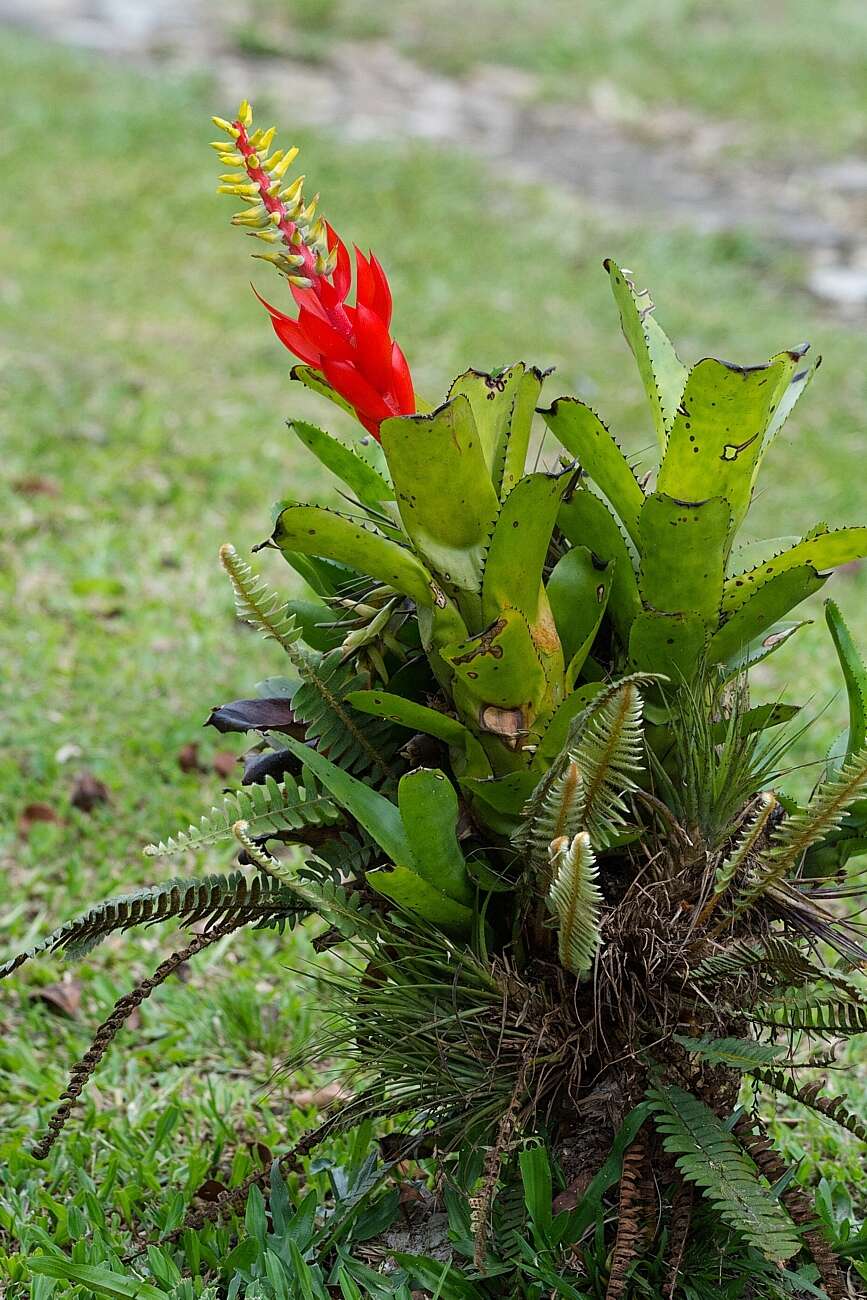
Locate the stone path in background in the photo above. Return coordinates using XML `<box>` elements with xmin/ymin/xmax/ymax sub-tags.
<box><xmin>4</xmin><ymin>0</ymin><xmax>867</xmax><ymax>316</ymax></box>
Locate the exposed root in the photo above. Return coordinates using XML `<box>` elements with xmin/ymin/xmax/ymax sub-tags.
<box><xmin>663</xmin><ymin>1175</ymin><xmax>693</xmax><ymax>1298</ymax></box>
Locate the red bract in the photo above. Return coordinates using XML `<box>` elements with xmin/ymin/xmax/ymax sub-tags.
<box><xmin>213</xmin><ymin>104</ymin><xmax>415</xmax><ymax>439</ymax></box>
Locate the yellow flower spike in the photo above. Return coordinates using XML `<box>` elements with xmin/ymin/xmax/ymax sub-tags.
<box><xmin>211</xmin><ymin>115</ymin><xmax>235</xmax><ymax>133</ymax></box>
<box><xmin>279</xmin><ymin>174</ymin><xmax>305</xmax><ymax>201</ymax></box>
<box><xmin>289</xmin><ymin>229</ymin><xmax>304</xmax><ymax>246</ymax></box>
<box><xmin>217</xmin><ymin>182</ymin><xmax>261</xmax><ymax>197</ymax></box>
<box><xmin>287</xmin><ymin>274</ymin><xmax>314</xmax><ymax>288</ymax></box>
<box><xmin>261</xmin><ymin>150</ymin><xmax>284</xmax><ymax>171</ymax></box>
<box><xmin>248</xmin><ymin>229</ymin><xmax>282</xmax><ymax>244</ymax></box>
<box><xmin>210</xmin><ymin>139</ymin><xmax>233</xmax><ymax>150</ymax></box>
<box><xmin>269</xmin><ymin>210</ymin><xmax>283</xmax><ymax>226</ymax></box>
<box><xmin>271</xmin><ymin>148</ymin><xmax>300</xmax><ymax>179</ymax></box>
<box><xmin>238</xmin><ymin>100</ymin><xmax>253</xmax><ymax>126</ymax></box>
<box><xmin>219</xmin><ymin>173</ymin><xmax>248</xmax><ymax>183</ymax></box>
<box><xmin>257</xmin><ymin>127</ymin><xmax>276</xmax><ymax>153</ymax></box>
<box><xmin>217</xmin><ymin>151</ymin><xmax>245</xmax><ymax>166</ymax></box>
<box><xmin>231</xmin><ymin>209</ymin><xmax>269</xmax><ymax>227</ymax></box>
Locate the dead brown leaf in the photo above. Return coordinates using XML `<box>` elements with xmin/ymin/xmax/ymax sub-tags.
<box><xmin>195</xmin><ymin>1178</ymin><xmax>229</xmax><ymax>1202</ymax></box>
<box><xmin>32</xmin><ymin>979</ymin><xmax>82</xmax><ymax>1019</ymax></box>
<box><xmin>18</xmin><ymin>802</ymin><xmax>63</xmax><ymax>836</ymax></box>
<box><xmin>177</xmin><ymin>742</ymin><xmax>203</xmax><ymax>773</ymax></box>
<box><xmin>70</xmin><ymin>771</ymin><xmax>110</xmax><ymax>812</ymax></box>
<box><xmin>212</xmin><ymin>751</ymin><xmax>238</xmax><ymax>779</ymax></box>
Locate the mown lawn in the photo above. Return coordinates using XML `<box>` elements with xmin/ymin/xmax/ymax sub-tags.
<box><xmin>1</xmin><ymin>24</ymin><xmax>866</xmax><ymax>1294</ymax></box>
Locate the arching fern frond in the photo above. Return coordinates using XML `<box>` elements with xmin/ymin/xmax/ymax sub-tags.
<box><xmin>0</xmin><ymin>872</ymin><xmax>302</xmax><ymax>980</ymax></box>
<box><xmin>515</xmin><ymin>759</ymin><xmax>584</xmax><ymax>880</ymax></box>
<box><xmin>220</xmin><ymin>542</ymin><xmax>303</xmax><ymax>654</ymax></box>
<box><xmin>221</xmin><ymin>544</ymin><xmax>396</xmax><ymax>777</ymax></box>
<box><xmin>672</xmin><ymin>1035</ymin><xmax>786</xmax><ymax>1072</ymax></box>
<box><xmin>753</xmin><ymin>1069</ymin><xmax>867</xmax><ymax>1143</ymax></box>
<box><xmin>742</xmin><ymin>746</ymin><xmax>867</xmax><ymax>904</ymax></box>
<box><xmin>547</xmin><ymin>832</ymin><xmax>602</xmax><ymax>976</ymax></box>
<box><xmin>699</xmin><ymin>793</ymin><xmax>777</xmax><ymax>928</ymax></box>
<box><xmin>144</xmin><ymin>773</ymin><xmax>339</xmax><ymax>857</ymax></box>
<box><xmin>753</xmin><ymin>989</ymin><xmax>867</xmax><ymax>1037</ymax></box>
<box><xmin>573</xmin><ymin>680</ymin><xmax>645</xmax><ymax>846</ymax></box>
<box><xmin>646</xmin><ymin>1084</ymin><xmax>801</xmax><ymax>1264</ymax></box>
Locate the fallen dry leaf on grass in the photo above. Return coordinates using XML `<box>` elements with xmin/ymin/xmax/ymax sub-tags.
<box><xmin>31</xmin><ymin>979</ymin><xmax>82</xmax><ymax>1019</ymax></box>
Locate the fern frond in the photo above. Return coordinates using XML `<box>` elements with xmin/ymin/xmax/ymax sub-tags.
<box><xmin>547</xmin><ymin>832</ymin><xmax>602</xmax><ymax>976</ymax></box>
<box><xmin>516</xmin><ymin>759</ymin><xmax>584</xmax><ymax>878</ymax></box>
<box><xmin>291</xmin><ymin>649</ymin><xmax>397</xmax><ymax>777</ymax></box>
<box><xmin>0</xmin><ymin>872</ymin><xmax>301</xmax><ymax>980</ymax></box>
<box><xmin>699</xmin><ymin>793</ymin><xmax>777</xmax><ymax>928</ymax></box>
<box><xmin>742</xmin><ymin>746</ymin><xmax>867</xmax><ymax>903</ymax></box>
<box><xmin>220</xmin><ymin>542</ymin><xmax>303</xmax><ymax>655</ymax></box>
<box><xmin>753</xmin><ymin>1069</ymin><xmax>867</xmax><ymax>1143</ymax></box>
<box><xmin>574</xmin><ymin>680</ymin><xmax>645</xmax><ymax>845</ymax></box>
<box><xmin>672</xmin><ymin>1034</ymin><xmax>786</xmax><ymax>1071</ymax></box>
<box><xmin>144</xmin><ymin>773</ymin><xmax>339</xmax><ymax>857</ymax></box>
<box><xmin>646</xmin><ymin>1084</ymin><xmax>801</xmax><ymax>1263</ymax></box>
<box><xmin>221</xmin><ymin>545</ymin><xmax>395</xmax><ymax>776</ymax></box>
<box><xmin>753</xmin><ymin>989</ymin><xmax>867</xmax><ymax>1037</ymax></box>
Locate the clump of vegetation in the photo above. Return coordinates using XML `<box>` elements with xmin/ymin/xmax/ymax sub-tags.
<box><xmin>8</xmin><ymin>101</ymin><xmax>867</xmax><ymax>1298</ymax></box>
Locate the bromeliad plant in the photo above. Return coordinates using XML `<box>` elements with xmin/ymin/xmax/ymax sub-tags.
<box><xmin>8</xmin><ymin>102</ymin><xmax>867</xmax><ymax>1298</ymax></box>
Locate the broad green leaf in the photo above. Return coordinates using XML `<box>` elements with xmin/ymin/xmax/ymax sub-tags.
<box><xmin>285</xmin><ymin>597</ymin><xmax>344</xmax><ymax>651</ymax></box>
<box><xmin>546</xmin><ymin>546</ymin><xmax>613</xmax><ymax>686</ymax></box>
<box><xmin>447</xmin><ymin>363</ymin><xmax>544</xmax><ymax>496</ymax></box>
<box><xmin>346</xmin><ymin>689</ymin><xmax>492</xmax><ymax>780</ymax></box>
<box><xmin>727</xmin><ymin>536</ymin><xmax>800</xmax><ymax>578</ymax></box>
<box><xmin>826</xmin><ymin>599</ymin><xmax>867</xmax><ymax>759</ymax></box>
<box><xmin>391</xmin><ymin>1253</ymin><xmax>484</xmax><ymax>1300</ymax></box>
<box><xmin>291</xmin><ymin>362</ymin><xmax>356</xmax><ymax>418</ymax></box>
<box><xmin>27</xmin><ymin>1259</ymin><xmax>166</xmax><ymax>1300</ymax></box>
<box><xmin>289</xmin><ymin>419</ymin><xmax>394</xmax><ymax>507</ymax></box>
<box><xmin>629</xmin><ymin>610</ymin><xmax>707</xmax><ymax>680</ymax></box>
<box><xmin>462</xmin><ymin>769</ymin><xmax>538</xmax><ymax>817</ymax></box>
<box><xmin>443</xmin><ymin>607</ymin><xmax>547</xmax><ymax>711</ymax></box>
<box><xmin>639</xmin><ymin>492</ymin><xmax>730</xmax><ymax>623</ymax></box>
<box><xmin>367</xmin><ymin>865</ymin><xmax>473</xmax><ymax>937</ymax></box>
<box><xmin>520</xmin><ymin>1145</ymin><xmax>553</xmax><ymax>1241</ymax></box>
<box><xmin>398</xmin><ymin>769</ymin><xmax>472</xmax><ymax>904</ymax></box>
<box><xmin>541</xmin><ymin>397</ymin><xmax>644</xmax><ymax>543</ymax></box>
<box><xmin>709</xmin><ymin>565</ymin><xmax>826</xmax><ymax>665</ymax></box>
<box><xmin>272</xmin><ymin>504</ymin><xmax>462</xmax><ymax>637</ymax></box>
<box><xmin>711</xmin><ymin>702</ymin><xmax>799</xmax><ymax>740</ymax></box>
<box><xmin>760</xmin><ymin>351</ymin><xmax>819</xmax><ymax>458</ymax></box>
<box><xmin>604</xmin><ymin>258</ymin><xmax>687</xmax><ymax>449</ymax></box>
<box><xmin>482</xmin><ymin>470</ymin><xmax>573</xmax><ymax>627</ymax></box>
<box><xmin>380</xmin><ymin>395</ymin><xmax>499</xmax><ymax>592</ymax></box>
<box><xmin>533</xmin><ymin>683</ymin><xmax>605</xmax><ymax>764</ymax></box>
<box><xmin>721</xmin><ymin>620</ymin><xmax>809</xmax><ymax>677</ymax></box>
<box><xmin>558</xmin><ymin>489</ymin><xmax>641</xmax><ymax>644</ymax></box>
<box><xmin>657</xmin><ymin>351</ymin><xmax>800</xmax><ymax>535</ymax></box>
<box><xmin>722</xmin><ymin>526</ymin><xmax>867</xmax><ymax>615</ymax></box>
<box><xmin>280</xmin><ymin>735</ymin><xmax>411</xmax><ymax>866</ymax></box>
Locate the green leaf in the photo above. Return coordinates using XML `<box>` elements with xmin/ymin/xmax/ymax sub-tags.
<box><xmin>647</xmin><ymin>1084</ymin><xmax>801</xmax><ymax>1262</ymax></box>
<box><xmin>392</xmin><ymin>1254</ymin><xmax>484</xmax><ymax>1300</ymax></box>
<box><xmin>398</xmin><ymin>769</ymin><xmax>472</xmax><ymax>904</ymax></box>
<box><xmin>446</xmin><ymin>363</ymin><xmax>544</xmax><ymax>497</ymax></box>
<box><xmin>380</xmin><ymin>395</ymin><xmax>499</xmax><ymax>592</ymax></box>
<box><xmin>548</xmin><ymin>832</ymin><xmax>602</xmax><ymax>975</ymax></box>
<box><xmin>367</xmin><ymin>866</ymin><xmax>473</xmax><ymax>937</ymax></box>
<box><xmin>289</xmin><ymin>419</ymin><xmax>394</xmax><ymax>507</ymax></box>
<box><xmin>290</xmin><ymin>362</ymin><xmax>356</xmax><ymax>417</ymax></box>
<box><xmin>541</xmin><ymin>397</ymin><xmax>644</xmax><ymax>543</ymax></box>
<box><xmin>720</xmin><ymin>619</ymin><xmax>809</xmax><ymax>677</ymax></box>
<box><xmin>345</xmin><ymin>689</ymin><xmax>492</xmax><ymax>779</ymax></box>
<box><xmin>546</xmin><ymin>546</ymin><xmax>612</xmax><ymax>684</ymax></box>
<box><xmin>657</xmin><ymin>351</ymin><xmax>800</xmax><ymax>537</ymax></box>
<box><xmin>27</xmin><ymin>1259</ymin><xmax>166</xmax><ymax>1299</ymax></box>
<box><xmin>558</xmin><ymin>489</ymin><xmax>641</xmax><ymax>645</ymax></box>
<box><xmin>629</xmin><ymin>609</ymin><xmax>707</xmax><ymax>679</ymax></box>
<box><xmin>482</xmin><ymin>470</ymin><xmax>574</xmax><ymax>629</ymax></box>
<box><xmin>533</xmin><ymin>684</ymin><xmax>605</xmax><ymax>764</ymax></box>
<box><xmin>519</xmin><ymin>1145</ymin><xmax>553</xmax><ymax>1241</ymax></box>
<box><xmin>672</xmin><ymin>1034</ymin><xmax>787</xmax><ymax>1071</ymax></box>
<box><xmin>826</xmin><ymin>598</ymin><xmax>867</xmax><ymax>759</ymax></box>
<box><xmin>638</xmin><ymin>492</ymin><xmax>731</xmax><ymax>623</ymax></box>
<box><xmin>709</xmin><ymin>565</ymin><xmax>826</xmax><ymax>665</ymax></box>
<box><xmin>443</xmin><ymin>607</ymin><xmax>546</xmax><ymax>712</ymax></box>
<box><xmin>604</xmin><ymin>258</ymin><xmax>687</xmax><ymax>450</ymax></box>
<box><xmin>722</xmin><ymin>527</ymin><xmax>867</xmax><ymax>616</ymax></box>
<box><xmin>462</xmin><ymin>769</ymin><xmax>538</xmax><ymax>818</ymax></box>
<box><xmin>280</xmin><ymin>735</ymin><xmax>411</xmax><ymax>866</ymax></box>
<box><xmin>272</xmin><ymin>503</ymin><xmax>439</xmax><ymax>611</ymax></box>
<box><xmin>760</xmin><ymin>352</ymin><xmax>820</xmax><ymax>459</ymax></box>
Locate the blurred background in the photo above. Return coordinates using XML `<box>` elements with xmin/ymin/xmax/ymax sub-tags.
<box><xmin>1</xmin><ymin>0</ymin><xmax>866</xmax><ymax>1277</ymax></box>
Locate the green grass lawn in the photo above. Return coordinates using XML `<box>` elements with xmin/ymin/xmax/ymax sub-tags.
<box><xmin>238</xmin><ymin>0</ymin><xmax>867</xmax><ymax>158</ymax></box>
<box><xmin>1</xmin><ymin>25</ymin><xmax>866</xmax><ymax>1295</ymax></box>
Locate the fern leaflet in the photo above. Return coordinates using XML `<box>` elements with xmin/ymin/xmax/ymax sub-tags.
<box><xmin>672</xmin><ymin>1034</ymin><xmax>786</xmax><ymax>1071</ymax></box>
<box><xmin>547</xmin><ymin>832</ymin><xmax>602</xmax><ymax>976</ymax></box>
<box><xmin>0</xmin><ymin>872</ymin><xmax>302</xmax><ymax>980</ymax></box>
<box><xmin>572</xmin><ymin>679</ymin><xmax>645</xmax><ymax>846</ymax></box>
<box><xmin>753</xmin><ymin>1070</ymin><xmax>867</xmax><ymax>1143</ymax></box>
<box><xmin>646</xmin><ymin>1084</ymin><xmax>801</xmax><ymax>1263</ymax></box>
<box><xmin>144</xmin><ymin>773</ymin><xmax>339</xmax><ymax>857</ymax></box>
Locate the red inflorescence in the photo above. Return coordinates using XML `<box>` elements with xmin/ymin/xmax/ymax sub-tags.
<box><xmin>233</xmin><ymin>117</ymin><xmax>415</xmax><ymax>439</ymax></box>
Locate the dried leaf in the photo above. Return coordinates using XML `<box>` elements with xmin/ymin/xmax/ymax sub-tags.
<box><xmin>195</xmin><ymin>1178</ymin><xmax>229</xmax><ymax>1202</ymax></box>
<box><xmin>32</xmin><ymin>979</ymin><xmax>82</xmax><ymax>1019</ymax></box>
<box><xmin>177</xmin><ymin>742</ymin><xmax>203</xmax><ymax>774</ymax></box>
<box><xmin>70</xmin><ymin>772</ymin><xmax>110</xmax><ymax>812</ymax></box>
<box><xmin>18</xmin><ymin>802</ymin><xmax>63</xmax><ymax>836</ymax></box>
<box><xmin>206</xmin><ymin>697</ymin><xmax>306</xmax><ymax>736</ymax></box>
<box><xmin>212</xmin><ymin>751</ymin><xmax>237</xmax><ymax>779</ymax></box>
